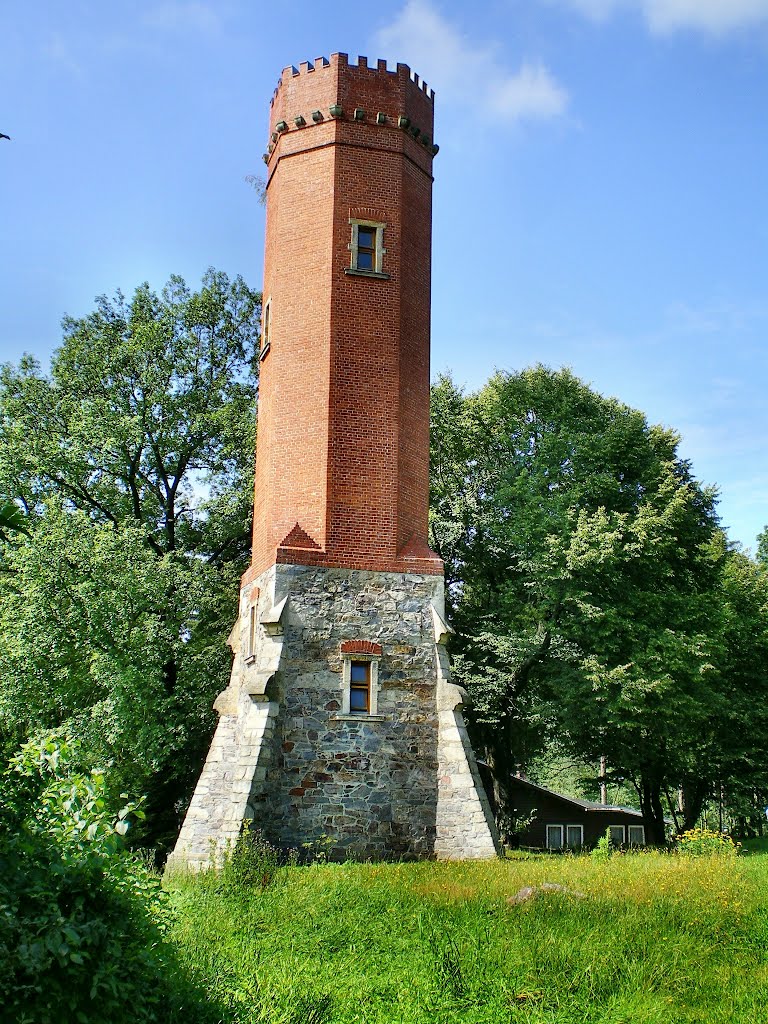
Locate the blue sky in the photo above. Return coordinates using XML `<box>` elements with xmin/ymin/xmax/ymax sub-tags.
<box><xmin>1</xmin><ymin>0</ymin><xmax>767</xmax><ymax>548</ymax></box>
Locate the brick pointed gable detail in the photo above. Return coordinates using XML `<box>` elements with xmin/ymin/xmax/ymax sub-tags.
<box><xmin>279</xmin><ymin>522</ymin><xmax>321</xmax><ymax>549</ymax></box>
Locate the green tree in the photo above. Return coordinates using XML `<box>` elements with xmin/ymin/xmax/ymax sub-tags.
<box><xmin>430</xmin><ymin>366</ymin><xmax>723</xmax><ymax>843</ymax></box>
<box><xmin>712</xmin><ymin>546</ymin><xmax>768</xmax><ymax>834</ymax></box>
<box><xmin>0</xmin><ymin>270</ymin><xmax>260</xmax><ymax>850</ymax></box>
<box><xmin>756</xmin><ymin>525</ymin><xmax>768</xmax><ymax>568</ymax></box>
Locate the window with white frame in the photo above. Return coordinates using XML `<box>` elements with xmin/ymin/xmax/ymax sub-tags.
<box><xmin>566</xmin><ymin>825</ymin><xmax>583</xmax><ymax>849</ymax></box>
<box><xmin>627</xmin><ymin>825</ymin><xmax>646</xmax><ymax>846</ymax></box>
<box><xmin>341</xmin><ymin>654</ymin><xmax>380</xmax><ymax>715</ymax></box>
<box><xmin>609</xmin><ymin>825</ymin><xmax>625</xmax><ymax>847</ymax></box>
<box><xmin>348</xmin><ymin>220</ymin><xmax>386</xmax><ymax>275</ymax></box>
<box><xmin>547</xmin><ymin>824</ymin><xmax>583</xmax><ymax>850</ymax></box>
<box><xmin>546</xmin><ymin>825</ymin><xmax>563</xmax><ymax>850</ymax></box>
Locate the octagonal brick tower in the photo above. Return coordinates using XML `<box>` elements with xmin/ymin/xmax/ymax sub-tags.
<box><xmin>253</xmin><ymin>53</ymin><xmax>440</xmax><ymax>576</ymax></box>
<box><xmin>169</xmin><ymin>54</ymin><xmax>498</xmax><ymax>868</ymax></box>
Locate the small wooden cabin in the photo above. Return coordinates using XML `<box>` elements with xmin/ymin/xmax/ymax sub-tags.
<box><xmin>506</xmin><ymin>776</ymin><xmax>649</xmax><ymax>850</ymax></box>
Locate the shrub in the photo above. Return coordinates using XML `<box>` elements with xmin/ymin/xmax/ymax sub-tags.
<box><xmin>591</xmin><ymin>827</ymin><xmax>613</xmax><ymax>862</ymax></box>
<box><xmin>675</xmin><ymin>827</ymin><xmax>740</xmax><ymax>857</ymax></box>
<box><xmin>496</xmin><ymin>807</ymin><xmax>538</xmax><ymax>849</ymax></box>
<box><xmin>0</xmin><ymin>735</ymin><xmax>214</xmax><ymax>1023</ymax></box>
<box><xmin>219</xmin><ymin>821</ymin><xmax>285</xmax><ymax>891</ymax></box>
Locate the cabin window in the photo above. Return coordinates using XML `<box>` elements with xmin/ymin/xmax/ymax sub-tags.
<box><xmin>547</xmin><ymin>824</ymin><xmax>583</xmax><ymax>850</ymax></box>
<box><xmin>627</xmin><ymin>825</ymin><xmax>646</xmax><ymax>846</ymax></box>
<box><xmin>341</xmin><ymin>654</ymin><xmax>380</xmax><ymax>715</ymax></box>
<box><xmin>609</xmin><ymin>825</ymin><xmax>625</xmax><ymax>847</ymax></box>
<box><xmin>546</xmin><ymin>825</ymin><xmax>563</xmax><ymax>850</ymax></box>
<box><xmin>566</xmin><ymin>825</ymin><xmax>583</xmax><ymax>849</ymax></box>
<box><xmin>348</xmin><ymin>220</ymin><xmax>387</xmax><ymax>276</ymax></box>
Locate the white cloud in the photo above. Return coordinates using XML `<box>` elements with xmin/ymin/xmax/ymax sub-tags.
<box><xmin>142</xmin><ymin>2</ymin><xmax>222</xmax><ymax>35</ymax></box>
<box><xmin>376</xmin><ymin>0</ymin><xmax>475</xmax><ymax>93</ymax></box>
<box><xmin>664</xmin><ymin>299</ymin><xmax>768</xmax><ymax>337</ymax></box>
<box><xmin>489</xmin><ymin>62</ymin><xmax>569</xmax><ymax>118</ymax></box>
<box><xmin>550</xmin><ymin>0</ymin><xmax>768</xmax><ymax>34</ymax></box>
<box><xmin>374</xmin><ymin>0</ymin><xmax>568</xmax><ymax>123</ymax></box>
<box><xmin>645</xmin><ymin>0</ymin><xmax>768</xmax><ymax>34</ymax></box>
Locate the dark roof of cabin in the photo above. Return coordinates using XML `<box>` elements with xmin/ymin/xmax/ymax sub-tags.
<box><xmin>508</xmin><ymin>775</ymin><xmax>645</xmax><ymax>818</ymax></box>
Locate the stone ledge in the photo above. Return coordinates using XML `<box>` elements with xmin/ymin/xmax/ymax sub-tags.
<box><xmin>343</xmin><ymin>268</ymin><xmax>390</xmax><ymax>280</ymax></box>
<box><xmin>330</xmin><ymin>713</ymin><xmax>388</xmax><ymax>723</ymax></box>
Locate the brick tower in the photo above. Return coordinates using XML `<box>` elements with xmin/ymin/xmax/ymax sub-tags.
<box><xmin>169</xmin><ymin>54</ymin><xmax>498</xmax><ymax>867</ymax></box>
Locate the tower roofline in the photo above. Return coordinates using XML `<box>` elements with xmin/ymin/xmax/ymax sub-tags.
<box><xmin>264</xmin><ymin>53</ymin><xmax>439</xmax><ymax>168</ymax></box>
<box><xmin>270</xmin><ymin>52</ymin><xmax>435</xmax><ymax>108</ymax></box>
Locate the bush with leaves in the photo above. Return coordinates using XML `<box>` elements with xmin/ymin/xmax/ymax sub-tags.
<box><xmin>0</xmin><ymin>735</ymin><xmax>217</xmax><ymax>1023</ymax></box>
<box><xmin>591</xmin><ymin>828</ymin><xmax>614</xmax><ymax>862</ymax></box>
<box><xmin>675</xmin><ymin>827</ymin><xmax>740</xmax><ymax>858</ymax></box>
<box><xmin>218</xmin><ymin>821</ymin><xmax>287</xmax><ymax>892</ymax></box>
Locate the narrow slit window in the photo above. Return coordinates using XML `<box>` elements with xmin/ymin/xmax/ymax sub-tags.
<box><xmin>260</xmin><ymin>298</ymin><xmax>271</xmax><ymax>358</ymax></box>
<box><xmin>349</xmin><ymin>661</ymin><xmax>370</xmax><ymax>712</ymax></box>
<box><xmin>248</xmin><ymin>605</ymin><xmax>257</xmax><ymax>657</ymax></box>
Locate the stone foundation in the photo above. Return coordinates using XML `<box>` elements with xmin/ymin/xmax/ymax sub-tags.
<box><xmin>167</xmin><ymin>564</ymin><xmax>498</xmax><ymax>869</ymax></box>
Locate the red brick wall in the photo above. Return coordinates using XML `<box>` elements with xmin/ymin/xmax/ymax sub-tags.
<box><xmin>249</xmin><ymin>54</ymin><xmax>442</xmax><ymax>580</ymax></box>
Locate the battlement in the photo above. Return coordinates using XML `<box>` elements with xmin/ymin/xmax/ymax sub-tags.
<box><xmin>270</xmin><ymin>52</ymin><xmax>435</xmax><ymax>106</ymax></box>
<box><xmin>264</xmin><ymin>52</ymin><xmax>438</xmax><ymax>167</ymax></box>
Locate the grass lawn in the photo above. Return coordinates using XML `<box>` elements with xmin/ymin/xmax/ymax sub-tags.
<box><xmin>167</xmin><ymin>850</ymin><xmax>768</xmax><ymax>1024</ymax></box>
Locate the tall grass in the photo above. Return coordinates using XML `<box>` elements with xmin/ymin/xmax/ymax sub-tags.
<box><xmin>167</xmin><ymin>851</ymin><xmax>768</xmax><ymax>1023</ymax></box>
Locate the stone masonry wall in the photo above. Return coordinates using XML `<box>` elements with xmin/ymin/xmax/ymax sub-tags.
<box><xmin>168</xmin><ymin>563</ymin><xmax>498</xmax><ymax>868</ymax></box>
<box><xmin>263</xmin><ymin>564</ymin><xmax>439</xmax><ymax>857</ymax></box>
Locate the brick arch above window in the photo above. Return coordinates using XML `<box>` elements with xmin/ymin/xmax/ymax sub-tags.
<box><xmin>340</xmin><ymin>640</ymin><xmax>382</xmax><ymax>656</ymax></box>
<box><xmin>338</xmin><ymin>644</ymin><xmax>383</xmax><ymax>718</ymax></box>
<box><xmin>348</xmin><ymin>206</ymin><xmax>388</xmax><ymax>224</ymax></box>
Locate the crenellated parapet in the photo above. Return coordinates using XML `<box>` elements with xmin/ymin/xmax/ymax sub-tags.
<box><xmin>263</xmin><ymin>53</ymin><xmax>438</xmax><ymax>168</ymax></box>
<box><xmin>269</xmin><ymin>53</ymin><xmax>435</xmax><ymax>106</ymax></box>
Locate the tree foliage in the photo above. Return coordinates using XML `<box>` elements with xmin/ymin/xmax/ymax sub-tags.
<box><xmin>756</xmin><ymin>525</ymin><xmax>768</xmax><ymax>568</ymax></box>
<box><xmin>709</xmin><ymin>548</ymin><xmax>768</xmax><ymax>832</ymax></box>
<box><xmin>0</xmin><ymin>735</ymin><xmax>217</xmax><ymax>1023</ymax></box>
<box><xmin>0</xmin><ymin>270</ymin><xmax>260</xmax><ymax>850</ymax></box>
<box><xmin>430</xmin><ymin>366</ymin><xmax>767</xmax><ymax>841</ymax></box>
